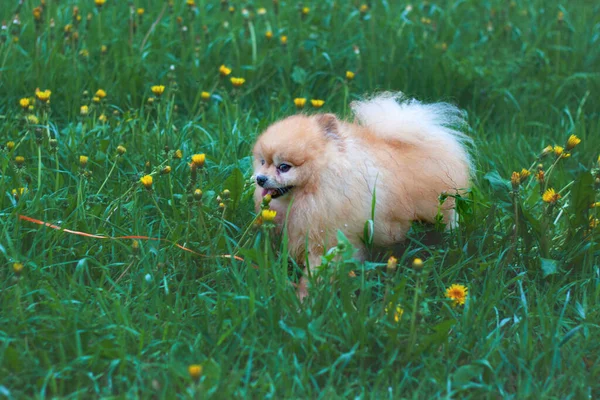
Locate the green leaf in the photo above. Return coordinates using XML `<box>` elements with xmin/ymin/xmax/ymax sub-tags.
<box><xmin>222</xmin><ymin>168</ymin><xmax>244</xmax><ymax>211</ymax></box>
<box><xmin>291</xmin><ymin>66</ymin><xmax>308</xmax><ymax>85</ymax></box>
<box><xmin>541</xmin><ymin>258</ymin><xmax>558</xmax><ymax>277</ymax></box>
<box><xmin>483</xmin><ymin>170</ymin><xmax>511</xmax><ymax>209</ymax></box>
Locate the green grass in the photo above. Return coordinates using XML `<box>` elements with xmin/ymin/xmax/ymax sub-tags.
<box><xmin>1</xmin><ymin>0</ymin><xmax>599</xmax><ymax>398</ymax></box>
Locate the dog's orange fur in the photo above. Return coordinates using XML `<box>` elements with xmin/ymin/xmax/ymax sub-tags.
<box><xmin>252</xmin><ymin>93</ymin><xmax>473</xmax><ymax>299</ymax></box>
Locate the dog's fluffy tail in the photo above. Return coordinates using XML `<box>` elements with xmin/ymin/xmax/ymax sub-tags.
<box><xmin>351</xmin><ymin>92</ymin><xmax>474</xmax><ymax>176</ymax></box>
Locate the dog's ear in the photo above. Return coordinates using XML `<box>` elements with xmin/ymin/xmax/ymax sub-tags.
<box><xmin>315</xmin><ymin>113</ymin><xmax>340</xmax><ymax>140</ymax></box>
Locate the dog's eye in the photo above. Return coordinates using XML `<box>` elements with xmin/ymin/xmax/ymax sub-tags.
<box><xmin>278</xmin><ymin>163</ymin><xmax>291</xmax><ymax>173</ymax></box>
<box><xmin>261</xmin><ymin>160</ymin><xmax>265</xmax><ymax>166</ymax></box>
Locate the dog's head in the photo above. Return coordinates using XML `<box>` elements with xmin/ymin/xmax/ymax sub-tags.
<box><xmin>252</xmin><ymin>113</ymin><xmax>341</xmax><ymax>200</ymax></box>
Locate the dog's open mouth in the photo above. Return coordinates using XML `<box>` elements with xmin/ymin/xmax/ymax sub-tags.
<box><xmin>262</xmin><ymin>186</ymin><xmax>294</xmax><ymax>199</ymax></box>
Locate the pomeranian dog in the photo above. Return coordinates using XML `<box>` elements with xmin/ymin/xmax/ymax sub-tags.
<box><xmin>252</xmin><ymin>93</ymin><xmax>473</xmax><ymax>299</ymax></box>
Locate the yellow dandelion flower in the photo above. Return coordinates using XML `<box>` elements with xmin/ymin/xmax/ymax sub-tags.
<box><xmin>280</xmin><ymin>35</ymin><xmax>288</xmax><ymax>45</ymax></box>
<box><xmin>116</xmin><ymin>145</ymin><xmax>126</xmax><ymax>155</ymax></box>
<box><xmin>219</xmin><ymin>202</ymin><xmax>226</xmax><ymax>209</ymax></box>
<box><xmin>98</xmin><ymin>114</ymin><xmax>107</xmax><ymax>123</ymax></box>
<box><xmin>219</xmin><ymin>64</ymin><xmax>232</xmax><ymax>76</ymax></box>
<box><xmin>566</xmin><ymin>134</ymin><xmax>581</xmax><ymax>150</ymax></box>
<box><xmin>151</xmin><ymin>85</ymin><xmax>165</xmax><ymax>96</ymax></box>
<box><xmin>301</xmin><ymin>7</ymin><xmax>310</xmax><ymax>15</ymax></box>
<box><xmin>26</xmin><ymin>115</ymin><xmax>39</xmax><ymax>124</ymax></box>
<box><xmin>230</xmin><ymin>77</ymin><xmax>245</xmax><ymax>87</ymax></box>
<box><xmin>137</xmin><ymin>8</ymin><xmax>144</xmax><ymax>15</ymax></box>
<box><xmin>445</xmin><ymin>284</ymin><xmax>468</xmax><ymax>306</ymax></box>
<box><xmin>261</xmin><ymin>209</ymin><xmax>277</xmax><ymax>222</ymax></box>
<box><xmin>228</xmin><ymin>6</ymin><xmax>235</xmax><ymax>13</ymax></box>
<box><xmin>95</xmin><ymin>89</ymin><xmax>107</xmax><ymax>99</ymax></box>
<box><xmin>265</xmin><ymin>30</ymin><xmax>273</xmax><ymax>39</ymax></box>
<box><xmin>92</xmin><ymin>96</ymin><xmax>101</xmax><ymax>103</ymax></box>
<box><xmin>384</xmin><ymin>302</ymin><xmax>404</xmax><ymax>322</ymax></box>
<box><xmin>591</xmin><ymin>202</ymin><xmax>600</xmax><ymax>208</ymax></box>
<box><xmin>346</xmin><ymin>70</ymin><xmax>355</xmax><ymax>80</ymax></box>
<box><xmin>101</xmin><ymin>45</ymin><xmax>108</xmax><ymax>54</ymax></box>
<box><xmin>257</xmin><ymin>7</ymin><xmax>267</xmax><ymax>15</ymax></box>
<box><xmin>519</xmin><ymin>168</ymin><xmax>531</xmax><ymax>180</ymax></box>
<box><xmin>553</xmin><ymin>145</ymin><xmax>564</xmax><ymax>157</ymax></box>
<box><xmin>13</xmin><ymin>262</ymin><xmax>24</xmax><ymax>274</ymax></box>
<box><xmin>191</xmin><ymin>153</ymin><xmax>206</xmax><ymax>168</ymax></box>
<box><xmin>19</xmin><ymin>98</ymin><xmax>30</xmax><ymax>109</ymax></box>
<box><xmin>360</xmin><ymin>4</ymin><xmax>369</xmax><ymax>13</ymax></box>
<box><xmin>412</xmin><ymin>258</ymin><xmax>424</xmax><ymax>269</ymax></box>
<box><xmin>188</xmin><ymin>364</ymin><xmax>202</xmax><ymax>380</ymax></box>
<box><xmin>193</xmin><ymin>188</ymin><xmax>203</xmax><ymax>200</ymax></box>
<box><xmin>311</xmin><ymin>99</ymin><xmax>325</xmax><ymax>108</ymax></box>
<box><xmin>6</xmin><ymin>141</ymin><xmax>15</xmax><ymax>151</ymax></box>
<box><xmin>542</xmin><ymin>188</ymin><xmax>561</xmax><ymax>204</ymax></box>
<box><xmin>201</xmin><ymin>91</ymin><xmax>211</xmax><ymax>101</ymax></box>
<box><xmin>294</xmin><ymin>98</ymin><xmax>306</xmax><ymax>108</ymax></box>
<box><xmin>15</xmin><ymin>156</ymin><xmax>25</xmax><ymax>166</ymax></box>
<box><xmin>80</xmin><ymin>105</ymin><xmax>89</xmax><ymax>116</ymax></box>
<box><xmin>35</xmin><ymin>89</ymin><xmax>51</xmax><ymax>103</ymax></box>
<box><xmin>186</xmin><ymin>0</ymin><xmax>195</xmax><ymax>7</ymax></box>
<box><xmin>161</xmin><ymin>166</ymin><xmax>172</xmax><ymax>175</ymax></box>
<box><xmin>79</xmin><ymin>155</ymin><xmax>89</xmax><ymax>168</ymax></box>
<box><xmin>140</xmin><ymin>175</ymin><xmax>153</xmax><ymax>189</ymax></box>
<box><xmin>95</xmin><ymin>0</ymin><xmax>106</xmax><ymax>7</ymax></box>
<box><xmin>173</xmin><ymin>149</ymin><xmax>183</xmax><ymax>159</ymax></box>
<box><xmin>12</xmin><ymin>187</ymin><xmax>27</xmax><ymax>199</ymax></box>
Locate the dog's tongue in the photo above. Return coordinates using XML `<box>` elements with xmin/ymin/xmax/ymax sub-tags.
<box><xmin>262</xmin><ymin>189</ymin><xmax>269</xmax><ymax>196</ymax></box>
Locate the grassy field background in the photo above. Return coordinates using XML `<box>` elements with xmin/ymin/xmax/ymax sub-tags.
<box><xmin>1</xmin><ymin>0</ymin><xmax>599</xmax><ymax>398</ymax></box>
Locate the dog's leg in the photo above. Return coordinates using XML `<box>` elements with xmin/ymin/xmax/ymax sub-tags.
<box><xmin>296</xmin><ymin>247</ymin><xmax>324</xmax><ymax>302</ymax></box>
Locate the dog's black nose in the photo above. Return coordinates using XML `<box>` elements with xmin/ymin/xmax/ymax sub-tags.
<box><xmin>256</xmin><ymin>175</ymin><xmax>268</xmax><ymax>187</ymax></box>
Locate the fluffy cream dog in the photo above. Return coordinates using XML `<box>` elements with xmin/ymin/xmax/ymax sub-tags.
<box><xmin>252</xmin><ymin>93</ymin><xmax>473</xmax><ymax>299</ymax></box>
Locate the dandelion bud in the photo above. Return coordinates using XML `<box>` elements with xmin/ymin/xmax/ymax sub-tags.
<box><xmin>510</xmin><ymin>172</ymin><xmax>520</xmax><ymax>189</ymax></box>
<box><xmin>80</xmin><ymin>105</ymin><xmax>89</xmax><ymax>115</ymax></box>
<box><xmin>565</xmin><ymin>134</ymin><xmax>581</xmax><ymax>150</ymax></box>
<box><xmin>222</xmin><ymin>189</ymin><xmax>230</xmax><ymax>198</ymax></box>
<box><xmin>262</xmin><ymin>194</ymin><xmax>272</xmax><ymax>207</ymax></box>
<box><xmin>7</xmin><ymin>141</ymin><xmax>15</xmax><ymax>151</ymax></box>
<box><xmin>13</xmin><ymin>262</ymin><xmax>24</xmax><ymax>275</ymax></box>
<box><xmin>412</xmin><ymin>258</ymin><xmax>424</xmax><ymax>270</ymax></box>
<box><xmin>95</xmin><ymin>89</ymin><xmax>107</xmax><ymax>99</ymax></box>
<box><xmin>346</xmin><ymin>70</ymin><xmax>355</xmax><ymax>80</ymax></box>
<box><xmin>132</xmin><ymin>240</ymin><xmax>140</xmax><ymax>254</ymax></box>
<box><xmin>188</xmin><ymin>364</ymin><xmax>202</xmax><ymax>380</ymax></box>
<box><xmin>201</xmin><ymin>91</ymin><xmax>211</xmax><ymax>101</ymax></box>
<box><xmin>386</xmin><ymin>256</ymin><xmax>398</xmax><ymax>271</ymax></box>
<box><xmin>161</xmin><ymin>166</ymin><xmax>172</xmax><ymax>175</ymax></box>
<box><xmin>79</xmin><ymin>155</ymin><xmax>89</xmax><ymax>168</ymax></box>
<box><xmin>15</xmin><ymin>156</ymin><xmax>25</xmax><ymax>167</ymax></box>
<box><xmin>116</xmin><ymin>145</ymin><xmax>126</xmax><ymax>156</ymax></box>
<box><xmin>49</xmin><ymin>138</ymin><xmax>58</xmax><ymax>151</ymax></box>
<box><xmin>194</xmin><ymin>188</ymin><xmax>203</xmax><ymax>200</ymax></box>
<box><xmin>218</xmin><ymin>202</ymin><xmax>226</xmax><ymax>209</ymax></box>
<box><xmin>173</xmin><ymin>149</ymin><xmax>183</xmax><ymax>159</ymax></box>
